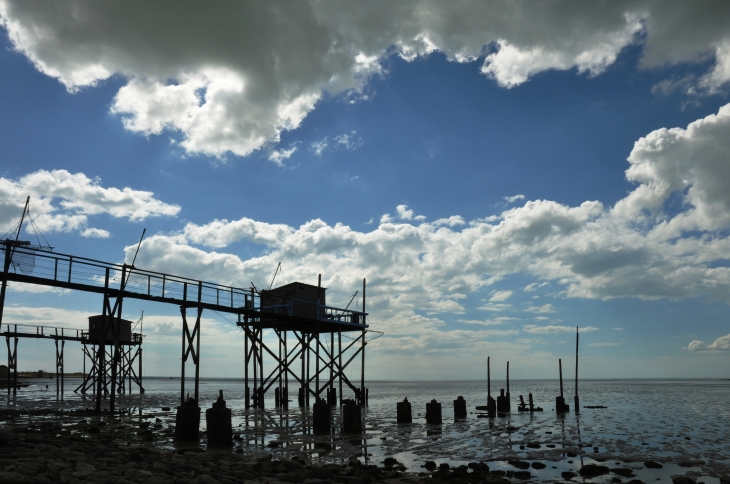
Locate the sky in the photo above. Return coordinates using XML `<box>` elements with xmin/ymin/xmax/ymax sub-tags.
<box><xmin>1</xmin><ymin>1</ymin><xmax>730</xmax><ymax>380</ymax></box>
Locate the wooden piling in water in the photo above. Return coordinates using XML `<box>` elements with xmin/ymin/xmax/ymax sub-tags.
<box><xmin>559</xmin><ymin>358</ymin><xmax>564</xmax><ymax>397</ymax></box>
<box><xmin>426</xmin><ymin>399</ymin><xmax>442</xmax><ymax>424</ymax></box>
<box><xmin>397</xmin><ymin>397</ymin><xmax>412</xmax><ymax>423</ymax></box>
<box><xmin>487</xmin><ymin>356</ymin><xmax>496</xmax><ymax>417</ymax></box>
<box><xmin>556</xmin><ymin>358</ymin><xmax>569</xmax><ymax>413</ymax></box>
<box><xmin>453</xmin><ymin>395</ymin><xmax>467</xmax><ymax>419</ymax></box>
<box><xmin>574</xmin><ymin>326</ymin><xmax>580</xmax><ymax>413</ymax></box>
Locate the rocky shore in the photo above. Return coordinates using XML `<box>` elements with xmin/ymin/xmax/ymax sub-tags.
<box><xmin>0</xmin><ymin>408</ymin><xmax>516</xmax><ymax>484</ymax></box>
<box><xmin>1</xmin><ymin>407</ymin><xmax>729</xmax><ymax>484</ymax></box>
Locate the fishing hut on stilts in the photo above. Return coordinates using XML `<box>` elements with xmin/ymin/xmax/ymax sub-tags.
<box><xmin>240</xmin><ymin>275</ymin><xmax>369</xmax><ymax>409</ymax></box>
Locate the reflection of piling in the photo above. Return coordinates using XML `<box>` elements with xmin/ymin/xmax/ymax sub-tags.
<box><xmin>453</xmin><ymin>395</ymin><xmax>467</xmax><ymax>419</ymax></box>
<box><xmin>574</xmin><ymin>326</ymin><xmax>580</xmax><ymax>414</ymax></box>
<box><xmin>342</xmin><ymin>403</ymin><xmax>362</xmax><ymax>433</ymax></box>
<box><xmin>313</xmin><ymin>399</ymin><xmax>331</xmax><ymax>435</ymax></box>
<box><xmin>175</xmin><ymin>396</ymin><xmax>200</xmax><ymax>442</ymax></box>
<box><xmin>397</xmin><ymin>397</ymin><xmax>412</xmax><ymax>423</ymax></box>
<box><xmin>426</xmin><ymin>399</ymin><xmax>442</xmax><ymax>424</ymax></box>
<box><xmin>556</xmin><ymin>358</ymin><xmax>569</xmax><ymax>413</ymax></box>
<box><xmin>206</xmin><ymin>390</ymin><xmax>232</xmax><ymax>446</ymax></box>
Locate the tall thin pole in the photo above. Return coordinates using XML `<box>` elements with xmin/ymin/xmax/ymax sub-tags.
<box><xmin>329</xmin><ymin>331</ymin><xmax>334</xmax><ymax>392</ymax></box>
<box><xmin>305</xmin><ymin>333</ymin><xmax>310</xmax><ymax>406</ymax></box>
<box><xmin>338</xmin><ymin>330</ymin><xmax>343</xmax><ymax>406</ymax></box>
<box><xmin>316</xmin><ymin>274</ymin><xmax>321</xmax><ymax>403</ymax></box>
<box><xmin>360</xmin><ymin>278</ymin><xmax>366</xmax><ymax>405</ymax></box>
<box><xmin>278</xmin><ymin>329</ymin><xmax>282</xmax><ymax>406</ymax></box>
<box><xmin>559</xmin><ymin>358</ymin><xmax>564</xmax><ymax>397</ymax></box>
<box><xmin>574</xmin><ymin>327</ymin><xmax>579</xmax><ymax>395</ymax></box>
<box><xmin>506</xmin><ymin>361</ymin><xmax>510</xmax><ymax>396</ymax></box>
<box><xmin>253</xmin><ymin>330</ymin><xmax>258</xmax><ymax>407</ymax></box>
<box><xmin>139</xmin><ymin>311</ymin><xmax>143</xmax><ymax>393</ymax></box>
<box><xmin>258</xmin><ymin>327</ymin><xmax>263</xmax><ymax>407</ymax></box>
<box><xmin>300</xmin><ymin>331</ymin><xmax>305</xmax><ymax>406</ymax></box>
<box><xmin>487</xmin><ymin>356</ymin><xmax>491</xmax><ymax>398</ymax></box>
<box><xmin>574</xmin><ymin>326</ymin><xmax>580</xmax><ymax>413</ymax></box>
<box><xmin>180</xmin><ymin>307</ymin><xmax>186</xmax><ymax>405</ymax></box>
<box><xmin>0</xmin><ymin>244</ymin><xmax>11</xmax><ymax>334</ymax></box>
<box><xmin>195</xmin><ymin>285</ymin><xmax>202</xmax><ymax>404</ymax></box>
<box><xmin>244</xmin><ymin>323</ymin><xmax>249</xmax><ymax>407</ymax></box>
<box><xmin>13</xmin><ymin>196</ymin><xmax>30</xmax><ymax>242</ymax></box>
<box><xmin>1</xmin><ymin>199</ymin><xmax>30</xmax><ymax>391</ymax></box>
<box><xmin>279</xmin><ymin>330</ymin><xmax>289</xmax><ymax>408</ymax></box>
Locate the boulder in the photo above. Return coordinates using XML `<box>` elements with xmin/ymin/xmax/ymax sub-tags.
<box><xmin>579</xmin><ymin>465</ymin><xmax>610</xmax><ymax>478</ymax></box>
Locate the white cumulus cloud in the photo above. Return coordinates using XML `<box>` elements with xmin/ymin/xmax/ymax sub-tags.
<box><xmin>523</xmin><ymin>325</ymin><xmax>598</xmax><ymax>335</ymax></box>
<box><xmin>687</xmin><ymin>334</ymin><xmax>730</xmax><ymax>351</ymax></box>
<box><xmin>0</xmin><ymin>169</ymin><xmax>180</xmax><ymax>237</ymax></box>
<box><xmin>3</xmin><ymin>1</ymin><xmax>730</xmax><ymax>158</ymax></box>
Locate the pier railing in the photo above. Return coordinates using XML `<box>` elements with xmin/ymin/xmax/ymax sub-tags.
<box><xmin>1</xmin><ymin>242</ymin><xmax>258</xmax><ymax>311</ymax></box>
<box><xmin>0</xmin><ymin>323</ymin><xmax>142</xmax><ymax>344</ymax></box>
<box><xmin>1</xmin><ymin>241</ymin><xmax>367</xmax><ymax>327</ymax></box>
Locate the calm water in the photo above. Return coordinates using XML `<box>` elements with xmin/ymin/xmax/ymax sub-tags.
<box><xmin>3</xmin><ymin>378</ymin><xmax>729</xmax><ymax>482</ymax></box>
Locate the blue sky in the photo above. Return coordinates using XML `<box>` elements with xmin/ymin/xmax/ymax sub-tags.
<box><xmin>1</xmin><ymin>1</ymin><xmax>730</xmax><ymax>379</ymax></box>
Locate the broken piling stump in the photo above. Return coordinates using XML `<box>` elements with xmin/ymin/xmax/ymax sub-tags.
<box><xmin>206</xmin><ymin>390</ymin><xmax>232</xmax><ymax>446</ymax></box>
<box><xmin>426</xmin><ymin>399</ymin><xmax>442</xmax><ymax>424</ymax></box>
<box><xmin>342</xmin><ymin>403</ymin><xmax>362</xmax><ymax>433</ymax></box>
<box><xmin>174</xmin><ymin>395</ymin><xmax>200</xmax><ymax>442</ymax></box>
<box><xmin>556</xmin><ymin>358</ymin><xmax>570</xmax><ymax>413</ymax></box>
<box><xmin>453</xmin><ymin>395</ymin><xmax>467</xmax><ymax>419</ymax></box>
<box><xmin>313</xmin><ymin>398</ymin><xmax>331</xmax><ymax>435</ymax></box>
<box><xmin>497</xmin><ymin>388</ymin><xmax>510</xmax><ymax>413</ymax></box>
<box><xmin>397</xmin><ymin>397</ymin><xmax>412</xmax><ymax>423</ymax></box>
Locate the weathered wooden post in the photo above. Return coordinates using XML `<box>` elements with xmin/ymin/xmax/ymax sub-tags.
<box><xmin>497</xmin><ymin>388</ymin><xmax>509</xmax><ymax>413</ymax></box>
<box><xmin>556</xmin><ymin>358</ymin><xmax>569</xmax><ymax>413</ymax></box>
<box><xmin>313</xmin><ymin>398</ymin><xmax>331</xmax><ymax>435</ymax></box>
<box><xmin>397</xmin><ymin>397</ymin><xmax>412</xmax><ymax>423</ymax></box>
<box><xmin>453</xmin><ymin>395</ymin><xmax>467</xmax><ymax>419</ymax></box>
<box><xmin>175</xmin><ymin>394</ymin><xmax>200</xmax><ymax>442</ymax></box>
<box><xmin>342</xmin><ymin>403</ymin><xmax>362</xmax><ymax>433</ymax></box>
<box><xmin>206</xmin><ymin>390</ymin><xmax>232</xmax><ymax>446</ymax></box>
<box><xmin>426</xmin><ymin>399</ymin><xmax>442</xmax><ymax>424</ymax></box>
<box><xmin>487</xmin><ymin>356</ymin><xmax>496</xmax><ymax>417</ymax></box>
<box><xmin>574</xmin><ymin>326</ymin><xmax>580</xmax><ymax>414</ymax></box>
<box><xmin>497</xmin><ymin>361</ymin><xmax>511</xmax><ymax>412</ymax></box>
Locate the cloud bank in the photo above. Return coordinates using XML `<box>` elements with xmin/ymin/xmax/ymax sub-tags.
<box><xmin>0</xmin><ymin>169</ymin><xmax>179</xmax><ymax>238</ymax></box>
<box><xmin>87</xmin><ymin>103</ymin><xmax>730</xmax><ymax>340</ymax></box>
<box><xmin>2</xmin><ymin>1</ymin><xmax>730</xmax><ymax>159</ymax></box>
<box><xmin>687</xmin><ymin>334</ymin><xmax>730</xmax><ymax>351</ymax></box>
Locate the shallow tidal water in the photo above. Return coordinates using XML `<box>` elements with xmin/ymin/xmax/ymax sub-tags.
<box><xmin>3</xmin><ymin>378</ymin><xmax>729</xmax><ymax>482</ymax></box>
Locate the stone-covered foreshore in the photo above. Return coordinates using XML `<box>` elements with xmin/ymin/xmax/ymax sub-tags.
<box><xmin>4</xmin><ymin>407</ymin><xmax>729</xmax><ymax>484</ymax></box>
<box><xmin>0</xmin><ymin>409</ymin><xmax>516</xmax><ymax>484</ymax></box>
